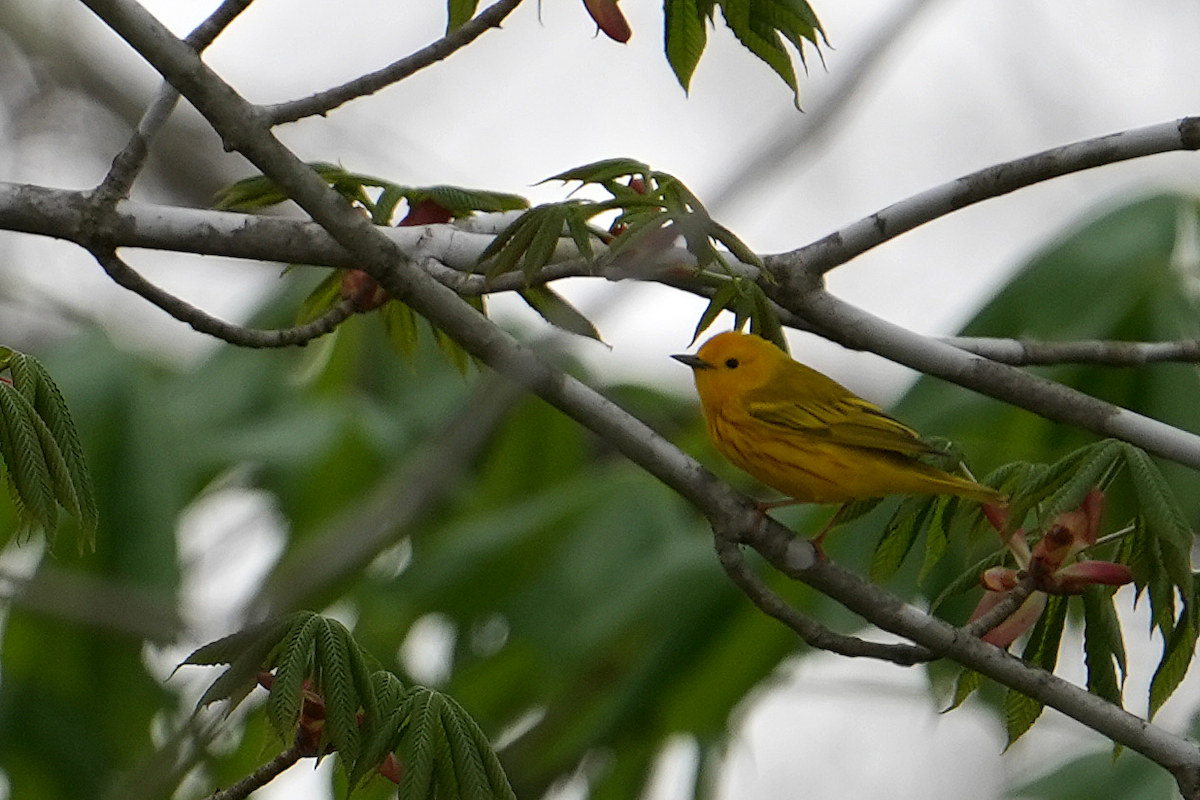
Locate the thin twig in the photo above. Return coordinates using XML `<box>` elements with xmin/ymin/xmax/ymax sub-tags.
<box><xmin>89</xmin><ymin>247</ymin><xmax>355</xmax><ymax>347</ymax></box>
<box><xmin>207</xmin><ymin>739</ymin><xmax>305</xmax><ymax>800</ymax></box>
<box><xmin>713</xmin><ymin>535</ymin><xmax>933</xmax><ymax>665</ymax></box>
<box><xmin>96</xmin><ymin>0</ymin><xmax>256</xmax><ymax>202</ymax></box>
<box><xmin>262</xmin><ymin>0</ymin><xmax>525</xmax><ymax>125</ymax></box>
<box><xmin>766</xmin><ymin>117</ymin><xmax>1200</xmax><ymax>281</ymax></box>
<box><xmin>960</xmin><ymin>572</ymin><xmax>1038</xmax><ymax>639</ymax></box>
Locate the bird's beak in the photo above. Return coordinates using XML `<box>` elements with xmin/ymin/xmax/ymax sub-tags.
<box><xmin>671</xmin><ymin>353</ymin><xmax>713</xmax><ymax>370</ymax></box>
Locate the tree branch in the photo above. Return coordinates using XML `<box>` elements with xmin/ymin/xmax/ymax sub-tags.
<box><xmin>714</xmin><ymin>535</ymin><xmax>933</xmax><ymax>665</ymax></box>
<box><xmin>261</xmin><ymin>0</ymin><xmax>525</xmax><ymax>125</ymax></box>
<box><xmin>765</xmin><ymin>117</ymin><xmax>1200</xmax><ymax>283</ymax></box>
<box><xmin>206</xmin><ymin>739</ymin><xmax>305</xmax><ymax>800</ymax></box>
<box><xmin>97</xmin><ymin>0</ymin><xmax>257</xmax><ymax>202</ymax></box>
<box><xmin>89</xmin><ymin>246</ymin><xmax>354</xmax><ymax>347</ymax></box>
<box><xmin>942</xmin><ymin>335</ymin><xmax>1200</xmax><ymax>366</ymax></box>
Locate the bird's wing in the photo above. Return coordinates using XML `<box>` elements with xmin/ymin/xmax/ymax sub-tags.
<box><xmin>746</xmin><ymin>393</ymin><xmax>938</xmax><ymax>456</ymax></box>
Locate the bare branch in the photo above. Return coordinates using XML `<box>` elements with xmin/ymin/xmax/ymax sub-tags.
<box><xmin>262</xmin><ymin>0</ymin><xmax>525</xmax><ymax>125</ymax></box>
<box><xmin>89</xmin><ymin>247</ymin><xmax>354</xmax><ymax>347</ymax></box>
<box><xmin>942</xmin><ymin>335</ymin><xmax>1200</xmax><ymax>366</ymax></box>
<box><xmin>960</xmin><ymin>572</ymin><xmax>1038</xmax><ymax>639</ymax></box>
<box><xmin>713</xmin><ymin>534</ymin><xmax>933</xmax><ymax>665</ymax></box>
<box><xmin>97</xmin><ymin>0</ymin><xmax>257</xmax><ymax>202</ymax></box>
<box><xmin>207</xmin><ymin>739</ymin><xmax>305</xmax><ymax>800</ymax></box>
<box><xmin>765</xmin><ymin>117</ymin><xmax>1200</xmax><ymax>282</ymax></box>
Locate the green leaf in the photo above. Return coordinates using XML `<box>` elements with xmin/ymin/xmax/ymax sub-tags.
<box><xmin>545</xmin><ymin>158</ymin><xmax>650</xmax><ymax>185</ymax></box>
<box><xmin>182</xmin><ymin>617</ymin><xmax>291</xmax><ymax>668</ymax></box>
<box><xmin>446</xmin><ymin>0</ymin><xmax>480</xmax><ymax>32</ymax></box>
<box><xmin>412</xmin><ymin>185</ymin><xmax>528</xmax><ymax>216</ymax></box>
<box><xmin>0</xmin><ymin>382</ymin><xmax>57</xmax><ymax>536</ymax></box>
<box><xmin>380</xmin><ymin>300</ymin><xmax>421</xmax><ymax>357</ymax></box>
<box><xmin>1082</xmin><ymin>588</ymin><xmax>1125</xmax><ymax>708</ymax></box>
<box><xmin>1148</xmin><ymin>586</ymin><xmax>1200</xmax><ymax>719</ymax></box>
<box><xmin>919</xmin><ymin>496</ymin><xmax>958</xmax><ymax>585</ymax></box>
<box><xmin>1007</xmin><ymin>595</ymin><xmax>1068</xmax><ymax>745</ymax></box>
<box><xmin>746</xmin><ymin>282</ymin><xmax>785</xmax><ymax>352</ymax></box>
<box><xmin>297</xmin><ymin>272</ymin><xmax>345</xmax><ymax>325</ymax></box>
<box><xmin>519</xmin><ymin>287</ymin><xmax>604</xmax><ymax>342</ymax></box>
<box><xmin>691</xmin><ymin>278</ymin><xmax>742</xmax><ymax>343</ymax></box>
<box><xmin>1123</xmin><ymin>444</ymin><xmax>1194</xmax><ymax>598</ymax></box>
<box><xmin>944</xmin><ymin>668</ymin><xmax>982</xmax><ymax>713</ymax></box>
<box><xmin>870</xmin><ymin>497</ymin><xmax>932</xmax><ymax>583</ymax></box>
<box><xmin>664</xmin><ymin>0</ymin><xmax>709</xmax><ymax>91</ymax></box>
<box><xmin>398</xmin><ymin>689</ymin><xmax>442</xmax><ymax>800</ymax></box>
<box><xmin>1004</xmin><ymin>689</ymin><xmax>1044</xmax><ymax>750</ymax></box>
<box><xmin>268</xmin><ymin>613</ymin><xmax>322</xmax><ymax>739</ymax></box>
<box><xmin>315</xmin><ymin>618</ymin><xmax>361</xmax><ymax>758</ymax></box>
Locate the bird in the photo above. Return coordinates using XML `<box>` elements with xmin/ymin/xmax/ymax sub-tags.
<box><xmin>672</xmin><ymin>331</ymin><xmax>1002</xmax><ymax>538</ymax></box>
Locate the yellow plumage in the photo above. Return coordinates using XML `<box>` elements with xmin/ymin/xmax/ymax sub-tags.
<box><xmin>673</xmin><ymin>331</ymin><xmax>1002</xmax><ymax>506</ymax></box>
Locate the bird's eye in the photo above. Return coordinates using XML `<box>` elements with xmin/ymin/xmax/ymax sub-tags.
<box><xmin>725</xmin><ymin>358</ymin><xmax>739</xmax><ymax>369</ymax></box>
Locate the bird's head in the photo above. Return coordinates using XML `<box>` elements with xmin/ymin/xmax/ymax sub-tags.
<box><xmin>672</xmin><ymin>331</ymin><xmax>784</xmax><ymax>404</ymax></box>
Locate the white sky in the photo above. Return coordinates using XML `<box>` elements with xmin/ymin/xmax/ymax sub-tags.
<box><xmin>6</xmin><ymin>0</ymin><xmax>1200</xmax><ymax>798</ymax></box>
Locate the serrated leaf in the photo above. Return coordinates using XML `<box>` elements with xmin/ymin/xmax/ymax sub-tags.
<box><xmin>930</xmin><ymin>548</ymin><xmax>1009</xmax><ymax>614</ymax></box>
<box><xmin>1082</xmin><ymin>587</ymin><xmax>1125</xmax><ymax>708</ymax></box>
<box><xmin>414</xmin><ymin>185</ymin><xmax>528</xmax><ymax>216</ymax></box>
<box><xmin>919</xmin><ymin>496</ymin><xmax>958</xmax><ymax>585</ymax></box>
<box><xmin>519</xmin><ymin>287</ymin><xmax>604</xmax><ymax>342</ymax></box>
<box><xmin>544</xmin><ymin>158</ymin><xmax>650</xmax><ymax>185</ymax></box>
<box><xmin>869</xmin><ymin>497</ymin><xmax>932</xmax><ymax>583</ymax></box>
<box><xmin>480</xmin><ymin>210</ymin><xmax>543</xmax><ymax>277</ymax></box>
<box><xmin>1123</xmin><ymin>444</ymin><xmax>1194</xmax><ymax>598</ymax></box>
<box><xmin>665</xmin><ymin>0</ymin><xmax>709</xmax><ymax>91</ymax></box>
<box><xmin>182</xmin><ymin>617</ymin><xmax>291</xmax><ymax>668</ymax></box>
<box><xmin>720</xmin><ymin>0</ymin><xmax>799</xmax><ymax>99</ymax></box>
<box><xmin>564</xmin><ymin>209</ymin><xmax>600</xmax><ymax>261</ymax></box>
<box><xmin>522</xmin><ymin>204</ymin><xmax>570</xmax><ymax>278</ymax></box>
<box><xmin>297</xmin><ymin>272</ymin><xmax>345</xmax><ymax>325</ymax></box>
<box><xmin>1149</xmin><ymin>587</ymin><xmax>1200</xmax><ymax>719</ymax></box>
<box><xmin>944</xmin><ymin>668</ymin><xmax>982</xmax><ymax>713</ymax></box>
<box><xmin>454</xmin><ymin>694</ymin><xmax>516</xmax><ymax>800</ymax></box>
<box><xmin>1007</xmin><ymin>595</ymin><xmax>1068</xmax><ymax>745</ymax></box>
<box><xmin>1004</xmin><ymin>688</ymin><xmax>1044</xmax><ymax>748</ymax></box>
<box><xmin>1035</xmin><ymin>440</ymin><xmax>1123</xmax><ymax>530</ymax></box>
<box><xmin>692</xmin><ymin>278</ymin><xmax>742</xmax><ymax>343</ymax></box>
<box><xmin>441</xmin><ymin>701</ymin><xmax>490</xmax><ymax>799</ymax></box>
<box><xmin>746</xmin><ymin>282</ymin><xmax>785</xmax><ymax>352</ymax></box>
<box><xmin>0</xmin><ymin>382</ymin><xmax>56</xmax><ymax>535</ymax></box>
<box><xmin>314</xmin><ymin>618</ymin><xmax>362</xmax><ymax>758</ymax></box>
<box><xmin>268</xmin><ymin>613</ymin><xmax>322</xmax><ymax>739</ymax></box>
<box><xmin>380</xmin><ymin>300</ymin><xmax>421</xmax><ymax>357</ymax></box>
<box><xmin>398</xmin><ymin>689</ymin><xmax>442</xmax><ymax>800</ymax></box>
<box><xmin>22</xmin><ymin>356</ymin><xmax>98</xmax><ymax>542</ymax></box>
<box><xmin>708</xmin><ymin>221</ymin><xmax>764</xmax><ymax>269</ymax></box>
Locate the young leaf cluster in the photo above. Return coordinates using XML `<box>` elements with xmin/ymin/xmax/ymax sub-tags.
<box><xmin>481</xmin><ymin>158</ymin><xmax>780</xmax><ymax>347</ymax></box>
<box><xmin>216</xmin><ymin>163</ymin><xmax>526</xmax><ymax>369</ymax></box>
<box><xmin>664</xmin><ymin>0</ymin><xmax>827</xmax><ymax>103</ymax></box>
<box><xmin>183</xmin><ymin>611</ymin><xmax>515</xmax><ymax>798</ymax></box>
<box><xmin>908</xmin><ymin>440</ymin><xmax>1196</xmax><ymax>743</ymax></box>
<box><xmin>0</xmin><ymin>347</ymin><xmax>97</xmax><ymax>550</ymax></box>
<box><xmin>214</xmin><ymin>162</ymin><xmax>528</xmax><ymax>223</ymax></box>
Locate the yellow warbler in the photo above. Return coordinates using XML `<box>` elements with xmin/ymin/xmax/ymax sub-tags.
<box><xmin>673</xmin><ymin>331</ymin><xmax>1002</xmax><ymax>509</ymax></box>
